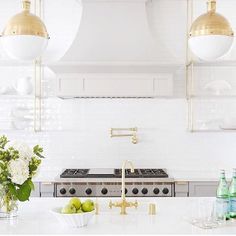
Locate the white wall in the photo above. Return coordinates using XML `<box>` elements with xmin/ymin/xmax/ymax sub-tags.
<box><xmin>1</xmin><ymin>0</ymin><xmax>236</xmax><ymax>174</ymax></box>
<box><xmin>2</xmin><ymin>99</ymin><xmax>236</xmax><ymax>173</ymax></box>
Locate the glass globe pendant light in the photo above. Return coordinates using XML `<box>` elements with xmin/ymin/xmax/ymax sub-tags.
<box><xmin>189</xmin><ymin>0</ymin><xmax>234</xmax><ymax>61</ymax></box>
<box><xmin>0</xmin><ymin>0</ymin><xmax>49</xmax><ymax>61</ymax></box>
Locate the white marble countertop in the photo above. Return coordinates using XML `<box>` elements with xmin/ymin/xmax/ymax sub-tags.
<box><xmin>168</xmin><ymin>170</ymin><xmax>223</xmax><ymax>182</ymax></box>
<box><xmin>34</xmin><ymin>170</ymin><xmax>60</xmax><ymax>182</ymax></box>
<box><xmin>1</xmin><ymin>197</ymin><xmax>236</xmax><ymax>234</ymax></box>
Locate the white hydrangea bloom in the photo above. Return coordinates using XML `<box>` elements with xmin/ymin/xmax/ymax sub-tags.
<box><xmin>8</xmin><ymin>159</ymin><xmax>29</xmax><ymax>185</ymax></box>
<box><xmin>6</xmin><ymin>141</ymin><xmax>33</xmax><ymax>162</ymax></box>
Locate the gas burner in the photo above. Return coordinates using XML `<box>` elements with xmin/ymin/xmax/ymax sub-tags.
<box><xmin>114</xmin><ymin>168</ymin><xmax>168</xmax><ymax>178</ymax></box>
<box><xmin>57</xmin><ymin>168</ymin><xmax>173</xmax><ymax>197</ymax></box>
<box><xmin>60</xmin><ymin>168</ymin><xmax>168</xmax><ymax>178</ymax></box>
<box><xmin>114</xmin><ymin>169</ymin><xmax>141</xmax><ymax>178</ymax></box>
<box><xmin>60</xmin><ymin>169</ymin><xmax>89</xmax><ymax>178</ymax></box>
<box><xmin>140</xmin><ymin>169</ymin><xmax>168</xmax><ymax>178</ymax></box>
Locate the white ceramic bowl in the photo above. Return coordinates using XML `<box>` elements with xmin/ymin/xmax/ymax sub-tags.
<box><xmin>51</xmin><ymin>208</ymin><xmax>95</xmax><ymax>228</ymax></box>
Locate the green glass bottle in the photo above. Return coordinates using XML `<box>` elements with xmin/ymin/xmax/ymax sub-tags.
<box><xmin>216</xmin><ymin>170</ymin><xmax>230</xmax><ymax>219</ymax></box>
<box><xmin>229</xmin><ymin>168</ymin><xmax>236</xmax><ymax>218</ymax></box>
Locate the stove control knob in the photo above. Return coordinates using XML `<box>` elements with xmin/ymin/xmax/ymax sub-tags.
<box><xmin>121</xmin><ymin>188</ymin><xmax>128</xmax><ymax>194</ymax></box>
<box><xmin>162</xmin><ymin>188</ymin><xmax>169</xmax><ymax>195</ymax></box>
<box><xmin>132</xmin><ymin>188</ymin><xmax>139</xmax><ymax>195</ymax></box>
<box><xmin>69</xmin><ymin>188</ymin><xmax>76</xmax><ymax>195</ymax></box>
<box><xmin>153</xmin><ymin>188</ymin><xmax>160</xmax><ymax>195</ymax></box>
<box><xmin>85</xmin><ymin>188</ymin><xmax>92</xmax><ymax>195</ymax></box>
<box><xmin>60</xmin><ymin>188</ymin><xmax>66</xmax><ymax>195</ymax></box>
<box><xmin>101</xmin><ymin>188</ymin><xmax>108</xmax><ymax>195</ymax></box>
<box><xmin>142</xmin><ymin>188</ymin><xmax>148</xmax><ymax>195</ymax></box>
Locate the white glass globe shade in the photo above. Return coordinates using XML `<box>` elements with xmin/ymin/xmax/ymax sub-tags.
<box><xmin>1</xmin><ymin>35</ymin><xmax>48</xmax><ymax>61</ymax></box>
<box><xmin>189</xmin><ymin>35</ymin><xmax>234</xmax><ymax>61</ymax></box>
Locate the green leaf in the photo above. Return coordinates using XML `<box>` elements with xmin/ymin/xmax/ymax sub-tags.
<box><xmin>0</xmin><ymin>161</ymin><xmax>4</xmax><ymax>169</ymax></box>
<box><xmin>16</xmin><ymin>181</ymin><xmax>31</xmax><ymax>202</ymax></box>
<box><xmin>0</xmin><ymin>135</ymin><xmax>9</xmax><ymax>149</ymax></box>
<box><xmin>8</xmin><ymin>183</ymin><xmax>17</xmax><ymax>197</ymax></box>
<box><xmin>27</xmin><ymin>179</ymin><xmax>35</xmax><ymax>191</ymax></box>
<box><xmin>33</xmin><ymin>145</ymin><xmax>45</xmax><ymax>158</ymax></box>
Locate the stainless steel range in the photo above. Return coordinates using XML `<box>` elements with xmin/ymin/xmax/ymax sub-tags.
<box><xmin>55</xmin><ymin>168</ymin><xmax>174</xmax><ymax>197</ymax></box>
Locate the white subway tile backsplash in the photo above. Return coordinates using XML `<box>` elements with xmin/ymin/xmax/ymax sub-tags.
<box><xmin>1</xmin><ymin>99</ymin><xmax>236</xmax><ymax>173</ymax></box>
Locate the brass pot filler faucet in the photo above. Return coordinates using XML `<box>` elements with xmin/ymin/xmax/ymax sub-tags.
<box><xmin>110</xmin><ymin>127</ymin><xmax>138</xmax><ymax>144</ymax></box>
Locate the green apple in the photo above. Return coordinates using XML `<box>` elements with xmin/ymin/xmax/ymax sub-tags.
<box><xmin>81</xmin><ymin>199</ymin><xmax>94</xmax><ymax>212</ymax></box>
<box><xmin>69</xmin><ymin>197</ymin><xmax>81</xmax><ymax>210</ymax></box>
<box><xmin>76</xmin><ymin>209</ymin><xmax>83</xmax><ymax>214</ymax></box>
<box><xmin>61</xmin><ymin>204</ymin><xmax>76</xmax><ymax>214</ymax></box>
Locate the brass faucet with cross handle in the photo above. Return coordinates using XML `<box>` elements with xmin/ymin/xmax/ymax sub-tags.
<box><xmin>109</xmin><ymin>160</ymin><xmax>138</xmax><ymax>215</ymax></box>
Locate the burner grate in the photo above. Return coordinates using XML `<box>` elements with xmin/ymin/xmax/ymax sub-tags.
<box><xmin>114</xmin><ymin>168</ymin><xmax>168</xmax><ymax>178</ymax></box>
<box><xmin>60</xmin><ymin>169</ymin><xmax>89</xmax><ymax>178</ymax></box>
<box><xmin>114</xmin><ymin>169</ymin><xmax>141</xmax><ymax>178</ymax></box>
<box><xmin>60</xmin><ymin>168</ymin><xmax>168</xmax><ymax>178</ymax></box>
<box><xmin>140</xmin><ymin>169</ymin><xmax>168</xmax><ymax>178</ymax></box>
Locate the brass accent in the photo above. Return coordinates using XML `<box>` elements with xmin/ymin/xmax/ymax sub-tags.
<box><xmin>34</xmin><ymin>59</ymin><xmax>42</xmax><ymax>132</ymax></box>
<box><xmin>109</xmin><ymin>160</ymin><xmax>138</xmax><ymax>215</ymax></box>
<box><xmin>95</xmin><ymin>199</ymin><xmax>99</xmax><ymax>215</ymax></box>
<box><xmin>189</xmin><ymin>0</ymin><xmax>234</xmax><ymax>37</ymax></box>
<box><xmin>148</xmin><ymin>203</ymin><xmax>156</xmax><ymax>215</ymax></box>
<box><xmin>175</xmin><ymin>181</ymin><xmax>188</xmax><ymax>185</ymax></box>
<box><xmin>110</xmin><ymin>127</ymin><xmax>138</xmax><ymax>144</ymax></box>
<box><xmin>109</xmin><ymin>199</ymin><xmax>138</xmax><ymax>215</ymax></box>
<box><xmin>1</xmin><ymin>0</ymin><xmax>49</xmax><ymax>39</ymax></box>
<box><xmin>186</xmin><ymin>0</ymin><xmax>195</xmax><ymax>132</ymax></box>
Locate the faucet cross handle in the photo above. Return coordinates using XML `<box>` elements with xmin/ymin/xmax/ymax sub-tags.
<box><xmin>109</xmin><ymin>200</ymin><xmax>120</xmax><ymax>209</ymax></box>
<box><xmin>130</xmin><ymin>200</ymin><xmax>138</xmax><ymax>209</ymax></box>
<box><xmin>109</xmin><ymin>199</ymin><xmax>138</xmax><ymax>215</ymax></box>
<box><xmin>109</xmin><ymin>200</ymin><xmax>113</xmax><ymax>209</ymax></box>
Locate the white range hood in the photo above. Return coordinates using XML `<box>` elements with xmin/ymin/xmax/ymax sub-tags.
<box><xmin>61</xmin><ymin>0</ymin><xmax>160</xmax><ymax>63</ymax></box>
<box><xmin>53</xmin><ymin>0</ymin><xmax>177</xmax><ymax>98</ymax></box>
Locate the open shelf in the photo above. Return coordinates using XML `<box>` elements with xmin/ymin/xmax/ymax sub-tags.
<box><xmin>189</xmin><ymin>60</ymin><xmax>236</xmax><ymax>67</ymax></box>
<box><xmin>187</xmin><ymin>60</ymin><xmax>236</xmax><ymax>132</ymax></box>
<box><xmin>0</xmin><ymin>60</ymin><xmax>33</xmax><ymax>67</ymax></box>
<box><xmin>189</xmin><ymin>95</ymin><xmax>236</xmax><ymax>99</ymax></box>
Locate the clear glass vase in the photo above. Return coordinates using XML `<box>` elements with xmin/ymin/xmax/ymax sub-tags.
<box><xmin>0</xmin><ymin>185</ymin><xmax>18</xmax><ymax>219</ymax></box>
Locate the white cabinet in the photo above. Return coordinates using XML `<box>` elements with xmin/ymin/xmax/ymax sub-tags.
<box><xmin>56</xmin><ymin>73</ymin><xmax>173</xmax><ymax>98</ymax></box>
<box><xmin>84</xmin><ymin>77</ymin><xmax>153</xmax><ymax>97</ymax></box>
<box><xmin>31</xmin><ymin>182</ymin><xmax>40</xmax><ymax>197</ymax></box>
<box><xmin>175</xmin><ymin>181</ymin><xmax>218</xmax><ymax>197</ymax></box>
<box><xmin>40</xmin><ymin>182</ymin><xmax>55</xmax><ymax>197</ymax></box>
<box><xmin>175</xmin><ymin>181</ymin><xmax>189</xmax><ymax>197</ymax></box>
<box><xmin>189</xmin><ymin>181</ymin><xmax>218</xmax><ymax>197</ymax></box>
<box><xmin>154</xmin><ymin>74</ymin><xmax>173</xmax><ymax>97</ymax></box>
<box><xmin>57</xmin><ymin>77</ymin><xmax>84</xmax><ymax>97</ymax></box>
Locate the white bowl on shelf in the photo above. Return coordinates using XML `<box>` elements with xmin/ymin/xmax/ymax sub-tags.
<box><xmin>51</xmin><ymin>208</ymin><xmax>95</xmax><ymax>228</ymax></box>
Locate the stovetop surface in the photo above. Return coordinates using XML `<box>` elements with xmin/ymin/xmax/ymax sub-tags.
<box><xmin>60</xmin><ymin>168</ymin><xmax>168</xmax><ymax>178</ymax></box>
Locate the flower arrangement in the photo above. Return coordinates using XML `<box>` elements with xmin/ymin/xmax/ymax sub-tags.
<box><xmin>0</xmin><ymin>135</ymin><xmax>44</xmax><ymax>218</ymax></box>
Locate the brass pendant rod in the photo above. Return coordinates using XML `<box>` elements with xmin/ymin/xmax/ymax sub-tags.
<box><xmin>22</xmin><ymin>0</ymin><xmax>31</xmax><ymax>12</ymax></box>
<box><xmin>207</xmin><ymin>0</ymin><xmax>216</xmax><ymax>12</ymax></box>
